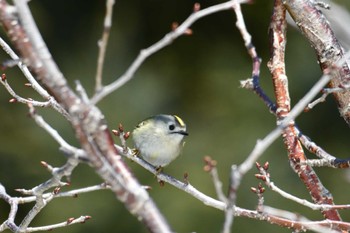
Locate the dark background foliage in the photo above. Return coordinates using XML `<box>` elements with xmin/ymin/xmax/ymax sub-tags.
<box><xmin>0</xmin><ymin>1</ymin><xmax>350</xmax><ymax>232</ymax></box>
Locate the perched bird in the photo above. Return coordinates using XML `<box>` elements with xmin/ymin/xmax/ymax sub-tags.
<box><xmin>132</xmin><ymin>114</ymin><xmax>188</xmax><ymax>169</ymax></box>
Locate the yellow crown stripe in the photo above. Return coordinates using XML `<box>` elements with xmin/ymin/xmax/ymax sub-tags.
<box><xmin>174</xmin><ymin>115</ymin><xmax>185</xmax><ymax>127</ymax></box>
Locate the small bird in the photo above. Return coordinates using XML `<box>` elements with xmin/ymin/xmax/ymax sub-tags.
<box><xmin>132</xmin><ymin>114</ymin><xmax>188</xmax><ymax>169</ymax></box>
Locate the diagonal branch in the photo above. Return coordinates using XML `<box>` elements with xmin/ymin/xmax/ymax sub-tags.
<box><xmin>0</xmin><ymin>0</ymin><xmax>171</xmax><ymax>232</ymax></box>
<box><xmin>91</xmin><ymin>0</ymin><xmax>249</xmax><ymax>104</ymax></box>
<box><xmin>95</xmin><ymin>0</ymin><xmax>115</xmax><ymax>92</ymax></box>
<box><xmin>268</xmin><ymin>0</ymin><xmax>341</xmax><ymax>221</ymax></box>
<box><xmin>285</xmin><ymin>0</ymin><xmax>350</xmax><ymax>126</ymax></box>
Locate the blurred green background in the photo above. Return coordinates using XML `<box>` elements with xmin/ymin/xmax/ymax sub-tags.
<box><xmin>1</xmin><ymin>0</ymin><xmax>350</xmax><ymax>232</ymax></box>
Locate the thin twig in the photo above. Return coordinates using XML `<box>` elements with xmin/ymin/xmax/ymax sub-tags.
<box><xmin>16</xmin><ymin>183</ymin><xmax>109</xmax><ymax>204</ymax></box>
<box><xmin>222</xmin><ymin>2</ymin><xmax>259</xmax><ymax>232</ymax></box>
<box><xmin>210</xmin><ymin>168</ymin><xmax>227</xmax><ymax>203</ymax></box>
<box><xmin>306</xmin><ymin>84</ymin><xmax>350</xmax><ymax>111</ymax></box>
<box><xmin>91</xmin><ymin>0</ymin><xmax>249</xmax><ymax>104</ymax></box>
<box><xmin>256</xmin><ymin>165</ymin><xmax>350</xmax><ymax>211</ymax></box>
<box><xmin>24</xmin><ymin>216</ymin><xmax>91</xmax><ymax>232</ymax></box>
<box><xmin>95</xmin><ymin>0</ymin><xmax>115</xmax><ymax>92</ymax></box>
<box><xmin>28</xmin><ymin>104</ymin><xmax>86</xmax><ymax>160</ymax></box>
<box><xmin>117</xmin><ymin>144</ymin><xmax>350</xmax><ymax>232</ymax></box>
<box><xmin>238</xmin><ymin>64</ymin><xmax>337</xmax><ymax>184</ymax></box>
<box><xmin>0</xmin><ymin>37</ymin><xmax>50</xmax><ymax>98</ymax></box>
<box><xmin>0</xmin><ymin>76</ymin><xmax>52</xmax><ymax>107</ymax></box>
<box><xmin>0</xmin><ymin>181</ymin><xmax>107</xmax><ymax>232</ymax></box>
<box><xmin>263</xmin><ymin>206</ymin><xmax>339</xmax><ymax>233</ymax></box>
<box><xmin>0</xmin><ymin>32</ymin><xmax>69</xmax><ymax>120</ymax></box>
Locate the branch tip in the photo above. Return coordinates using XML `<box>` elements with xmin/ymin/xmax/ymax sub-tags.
<box><xmin>40</xmin><ymin>161</ymin><xmax>48</xmax><ymax>167</ymax></box>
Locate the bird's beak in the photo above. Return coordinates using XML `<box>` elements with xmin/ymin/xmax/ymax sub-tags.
<box><xmin>170</xmin><ymin>130</ymin><xmax>188</xmax><ymax>136</ymax></box>
<box><xmin>178</xmin><ymin>131</ymin><xmax>188</xmax><ymax>136</ymax></box>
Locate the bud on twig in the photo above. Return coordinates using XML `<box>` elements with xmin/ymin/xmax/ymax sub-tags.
<box><xmin>184</xmin><ymin>28</ymin><xmax>193</xmax><ymax>35</ymax></box>
<box><xmin>193</xmin><ymin>3</ymin><xmax>201</xmax><ymax>12</ymax></box>
<box><xmin>254</xmin><ymin>174</ymin><xmax>266</xmax><ymax>181</ymax></box>
<box><xmin>250</xmin><ymin>187</ymin><xmax>257</xmax><ymax>193</ymax></box>
<box><xmin>118</xmin><ymin>123</ymin><xmax>124</xmax><ymax>133</ymax></box>
<box><xmin>263</xmin><ymin>161</ymin><xmax>269</xmax><ymax>171</ymax></box>
<box><xmin>203</xmin><ymin>155</ymin><xmax>217</xmax><ymax>172</ymax></box>
<box><xmin>183</xmin><ymin>172</ymin><xmax>189</xmax><ymax>185</ymax></box>
<box><xmin>255</xmin><ymin>161</ymin><xmax>261</xmax><ymax>169</ymax></box>
<box><xmin>142</xmin><ymin>185</ymin><xmax>152</xmax><ymax>190</ymax></box>
<box><xmin>67</xmin><ymin>217</ymin><xmax>75</xmax><ymax>224</ymax></box>
<box><xmin>124</xmin><ymin>131</ymin><xmax>130</xmax><ymax>140</ymax></box>
<box><xmin>53</xmin><ymin>186</ymin><xmax>61</xmax><ymax>194</ymax></box>
<box><xmin>158</xmin><ymin>180</ymin><xmax>165</xmax><ymax>187</ymax></box>
<box><xmin>40</xmin><ymin>161</ymin><xmax>48</xmax><ymax>168</ymax></box>
<box><xmin>172</xmin><ymin>22</ymin><xmax>179</xmax><ymax>30</ymax></box>
<box><xmin>112</xmin><ymin>129</ymin><xmax>120</xmax><ymax>136</ymax></box>
<box><xmin>259</xmin><ymin>186</ymin><xmax>265</xmax><ymax>193</ymax></box>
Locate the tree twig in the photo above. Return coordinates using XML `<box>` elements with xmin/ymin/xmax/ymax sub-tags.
<box><xmin>95</xmin><ymin>0</ymin><xmax>115</xmax><ymax>92</ymax></box>
<box><xmin>91</xmin><ymin>0</ymin><xmax>249</xmax><ymax>104</ymax></box>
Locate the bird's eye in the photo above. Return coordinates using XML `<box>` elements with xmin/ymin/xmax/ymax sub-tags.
<box><xmin>169</xmin><ymin>124</ymin><xmax>175</xmax><ymax>131</ymax></box>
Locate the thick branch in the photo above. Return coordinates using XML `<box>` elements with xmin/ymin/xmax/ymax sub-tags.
<box><xmin>0</xmin><ymin>0</ymin><xmax>171</xmax><ymax>232</ymax></box>
<box><xmin>268</xmin><ymin>0</ymin><xmax>341</xmax><ymax>221</ymax></box>
<box><xmin>285</xmin><ymin>0</ymin><xmax>350</xmax><ymax>126</ymax></box>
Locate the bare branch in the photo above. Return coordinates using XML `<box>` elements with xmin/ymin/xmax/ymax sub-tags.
<box><xmin>268</xmin><ymin>0</ymin><xmax>342</xmax><ymax>220</ymax></box>
<box><xmin>95</xmin><ymin>0</ymin><xmax>115</xmax><ymax>92</ymax></box>
<box><xmin>306</xmin><ymin>84</ymin><xmax>350</xmax><ymax>111</ymax></box>
<box><xmin>27</xmin><ymin>104</ymin><xmax>87</xmax><ymax>160</ymax></box>
<box><xmin>1</xmin><ymin>0</ymin><xmax>350</xmax><ymax>232</ymax></box>
<box><xmin>263</xmin><ymin>206</ymin><xmax>340</xmax><ymax>233</ymax></box>
<box><xmin>91</xmin><ymin>0</ymin><xmax>249</xmax><ymax>104</ymax></box>
<box><xmin>116</xmin><ymin>145</ymin><xmax>226</xmax><ymax>210</ymax></box>
<box><xmin>0</xmin><ymin>75</ymin><xmax>52</xmax><ymax>107</ymax></box>
<box><xmin>0</xmin><ymin>35</ymin><xmax>69</xmax><ymax>119</ymax></box>
<box><xmin>256</xmin><ymin>163</ymin><xmax>350</xmax><ymax>211</ymax></box>
<box><xmin>25</xmin><ymin>216</ymin><xmax>91</xmax><ymax>232</ymax></box>
<box><xmin>203</xmin><ymin>156</ymin><xmax>227</xmax><ymax>203</ymax></box>
<box><xmin>117</xmin><ymin>145</ymin><xmax>350</xmax><ymax>232</ymax></box>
